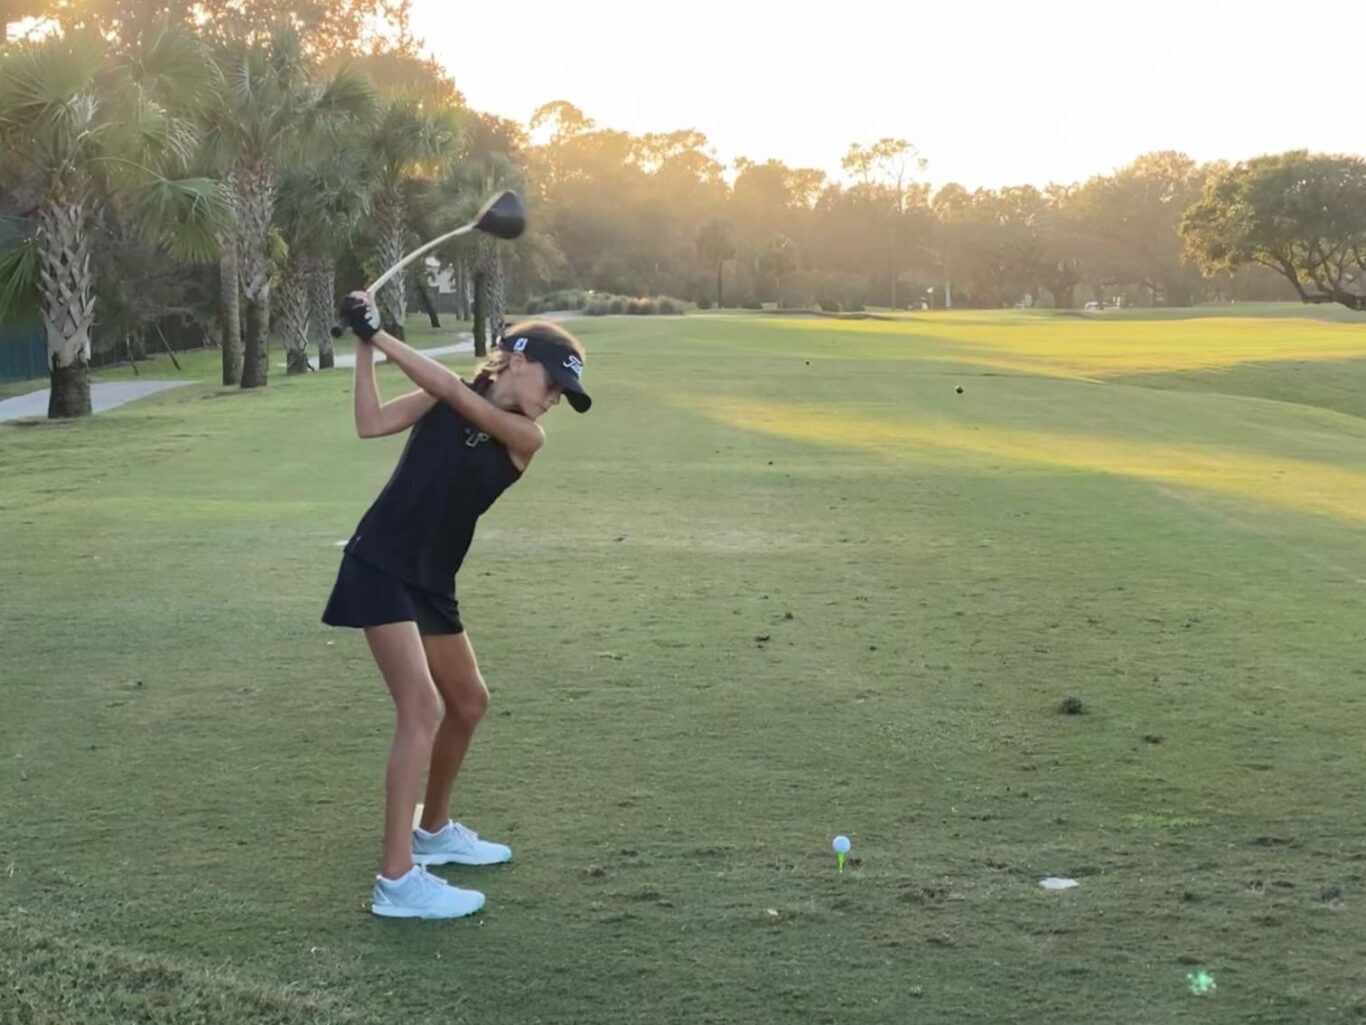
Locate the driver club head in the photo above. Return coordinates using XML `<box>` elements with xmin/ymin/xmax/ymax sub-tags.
<box><xmin>474</xmin><ymin>190</ymin><xmax>526</xmax><ymax>240</ymax></box>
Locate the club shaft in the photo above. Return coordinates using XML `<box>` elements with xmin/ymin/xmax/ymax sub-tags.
<box><xmin>368</xmin><ymin>221</ymin><xmax>476</xmax><ymax>293</ymax></box>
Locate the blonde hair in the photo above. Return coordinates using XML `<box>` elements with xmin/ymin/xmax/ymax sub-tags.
<box><xmin>472</xmin><ymin>319</ymin><xmax>586</xmax><ymax>393</ymax></box>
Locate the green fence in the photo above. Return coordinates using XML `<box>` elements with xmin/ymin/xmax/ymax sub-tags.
<box><xmin>0</xmin><ymin>326</ymin><xmax>46</xmax><ymax>382</ymax></box>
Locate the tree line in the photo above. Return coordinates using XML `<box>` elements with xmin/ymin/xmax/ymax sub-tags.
<box><xmin>2</xmin><ymin>1</ymin><xmax>1362</xmax><ymax>418</ymax></box>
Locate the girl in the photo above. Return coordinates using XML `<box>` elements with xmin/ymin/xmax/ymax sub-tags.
<box><xmin>324</xmin><ymin>291</ymin><xmax>591</xmax><ymax>919</ymax></box>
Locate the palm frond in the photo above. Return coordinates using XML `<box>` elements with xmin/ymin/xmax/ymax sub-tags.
<box><xmin>275</xmin><ymin>148</ymin><xmax>373</xmax><ymax>254</ymax></box>
<box><xmin>218</xmin><ymin>39</ymin><xmax>283</xmax><ymax>128</ymax></box>
<box><xmin>316</xmin><ymin>65</ymin><xmax>378</xmax><ymax>123</ymax></box>
<box><xmin>295</xmin><ymin>65</ymin><xmax>378</xmax><ymax>155</ymax></box>
<box><xmin>133</xmin><ymin>175</ymin><xmax>230</xmax><ymax>262</ymax></box>
<box><xmin>103</xmin><ymin>81</ymin><xmax>199</xmax><ymax>175</ymax></box>
<box><xmin>439</xmin><ymin>152</ymin><xmax>523</xmax><ymax>223</ymax></box>
<box><xmin>0</xmin><ymin>227</ymin><xmax>40</xmax><ymax>326</ymax></box>
<box><xmin>0</xmin><ymin>35</ymin><xmax>103</xmax><ymax>129</ymax></box>
<box><xmin>267</xmin><ymin>26</ymin><xmax>304</xmax><ymax>87</ymax></box>
<box><xmin>124</xmin><ymin>19</ymin><xmax>221</xmax><ymax>118</ymax></box>
<box><xmin>196</xmin><ymin>98</ymin><xmax>243</xmax><ymax>170</ymax></box>
<box><xmin>362</xmin><ymin>98</ymin><xmax>460</xmax><ymax>191</ymax></box>
<box><xmin>0</xmin><ymin>35</ymin><xmax>106</xmax><ymax>173</ymax></box>
<box><xmin>219</xmin><ymin>41</ymin><xmax>255</xmax><ymax>109</ymax></box>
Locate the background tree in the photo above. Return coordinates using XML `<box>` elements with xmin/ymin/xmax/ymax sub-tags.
<box><xmin>359</xmin><ymin>95</ymin><xmax>458</xmax><ymax>339</ymax></box>
<box><xmin>274</xmin><ymin>152</ymin><xmax>370</xmax><ymax>373</ymax></box>
<box><xmin>32</xmin><ymin>0</ymin><xmax>416</xmax><ymax>55</ymax></box>
<box><xmin>0</xmin><ymin>22</ymin><xmax>228</xmax><ymax>417</ymax></box>
<box><xmin>1182</xmin><ymin>151</ymin><xmax>1366</xmax><ymax>311</ymax></box>
<box><xmin>203</xmin><ymin>26</ymin><xmax>375</xmax><ymax>388</ymax></box>
<box><xmin>695</xmin><ymin>218</ymin><xmax>735</xmax><ymax>308</ymax></box>
<box><xmin>1075</xmin><ymin>151</ymin><xmax>1206</xmax><ymax>305</ymax></box>
<box><xmin>759</xmin><ymin>233</ymin><xmax>797</xmax><ymax>305</ymax></box>
<box><xmin>842</xmin><ymin>138</ymin><xmax>926</xmax><ymax>308</ymax></box>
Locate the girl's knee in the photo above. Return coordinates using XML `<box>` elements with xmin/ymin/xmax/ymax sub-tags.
<box><xmin>447</xmin><ymin>676</ymin><xmax>489</xmax><ymax>725</ymax></box>
<box><xmin>397</xmin><ymin>687</ymin><xmax>443</xmax><ymax>739</ymax></box>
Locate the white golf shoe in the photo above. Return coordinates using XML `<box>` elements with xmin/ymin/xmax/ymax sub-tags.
<box><xmin>412</xmin><ymin>820</ymin><xmax>513</xmax><ymax>867</ymax></box>
<box><xmin>371</xmin><ymin>865</ymin><xmax>485</xmax><ymax>919</ymax></box>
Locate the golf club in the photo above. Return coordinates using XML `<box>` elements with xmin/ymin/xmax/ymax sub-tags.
<box><xmin>331</xmin><ymin>190</ymin><xmax>526</xmax><ymax>338</ymax></box>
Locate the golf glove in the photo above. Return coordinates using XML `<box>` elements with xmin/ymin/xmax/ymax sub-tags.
<box><xmin>340</xmin><ymin>293</ymin><xmax>381</xmax><ymax>341</ymax></box>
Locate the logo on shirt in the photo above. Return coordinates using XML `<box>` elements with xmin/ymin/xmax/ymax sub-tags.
<box><xmin>464</xmin><ymin>428</ymin><xmax>489</xmax><ymax>447</ymax></box>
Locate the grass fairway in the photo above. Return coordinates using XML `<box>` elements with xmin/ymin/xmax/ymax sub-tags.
<box><xmin>3</xmin><ymin>308</ymin><xmax>1365</xmax><ymax>1024</ymax></box>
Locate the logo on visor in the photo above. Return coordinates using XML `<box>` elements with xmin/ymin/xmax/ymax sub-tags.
<box><xmin>511</xmin><ymin>337</ymin><xmax>583</xmax><ymax>381</ymax></box>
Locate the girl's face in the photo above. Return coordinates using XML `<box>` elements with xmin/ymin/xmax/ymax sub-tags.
<box><xmin>508</xmin><ymin>353</ymin><xmax>563</xmax><ymax>419</ymax></box>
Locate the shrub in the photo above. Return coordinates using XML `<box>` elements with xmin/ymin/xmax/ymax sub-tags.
<box><xmin>570</xmin><ymin>292</ymin><xmax>687</xmax><ymax>316</ymax></box>
<box><xmin>550</xmin><ymin>289</ymin><xmax>589</xmax><ymax>311</ymax></box>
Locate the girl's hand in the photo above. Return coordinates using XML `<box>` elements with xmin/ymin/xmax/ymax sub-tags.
<box><xmin>340</xmin><ymin>290</ymin><xmax>380</xmax><ymax>341</ymax></box>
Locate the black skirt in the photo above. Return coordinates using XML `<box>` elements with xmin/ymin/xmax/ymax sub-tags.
<box><xmin>322</xmin><ymin>553</ymin><xmax>464</xmax><ymax>636</ymax></box>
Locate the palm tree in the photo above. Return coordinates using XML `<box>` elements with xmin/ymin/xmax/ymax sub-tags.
<box><xmin>360</xmin><ymin>97</ymin><xmax>458</xmax><ymax>340</ymax></box>
<box><xmin>696</xmin><ymin>218</ymin><xmax>736</xmax><ymax>308</ymax></box>
<box><xmin>274</xmin><ymin>152</ymin><xmax>370</xmax><ymax>373</ymax></box>
<box><xmin>204</xmin><ymin>27</ymin><xmax>375</xmax><ymax>389</ymax></box>
<box><xmin>0</xmin><ymin>24</ymin><xmax>228</xmax><ymax>417</ymax></box>
<box><xmin>273</xmin><ymin>222</ymin><xmax>309</xmax><ymax>376</ymax></box>
<box><xmin>761</xmin><ymin>233</ymin><xmax>798</xmax><ymax>306</ymax></box>
<box><xmin>306</xmin><ymin>156</ymin><xmax>371</xmax><ymax>371</ymax></box>
<box><xmin>436</xmin><ymin>153</ymin><xmax>522</xmax><ymax>355</ymax></box>
<box><xmin>308</xmin><ymin>251</ymin><xmax>338</xmax><ymax>369</ymax></box>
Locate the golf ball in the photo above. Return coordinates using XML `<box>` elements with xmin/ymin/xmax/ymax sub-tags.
<box><xmin>832</xmin><ymin>835</ymin><xmax>851</xmax><ymax>854</ymax></box>
<box><xmin>1186</xmin><ymin>971</ymin><xmax>1216</xmax><ymax>996</ymax></box>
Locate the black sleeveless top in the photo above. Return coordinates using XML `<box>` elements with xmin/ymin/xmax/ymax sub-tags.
<box><xmin>345</xmin><ymin>396</ymin><xmax>523</xmax><ymax>594</ymax></box>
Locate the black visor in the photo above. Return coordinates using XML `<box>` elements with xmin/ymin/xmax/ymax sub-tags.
<box><xmin>505</xmin><ymin>335</ymin><xmax>591</xmax><ymax>412</ymax></box>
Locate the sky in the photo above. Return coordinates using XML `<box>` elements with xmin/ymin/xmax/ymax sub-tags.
<box><xmin>410</xmin><ymin>0</ymin><xmax>1364</xmax><ymax>190</ymax></box>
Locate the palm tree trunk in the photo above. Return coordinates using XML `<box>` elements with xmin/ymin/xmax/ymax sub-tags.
<box><xmin>236</xmin><ymin>159</ymin><xmax>274</xmax><ymax>390</ymax></box>
<box><xmin>374</xmin><ymin>188</ymin><xmax>407</xmax><ymax>340</ymax></box>
<box><xmin>472</xmin><ymin>267</ymin><xmax>487</xmax><ymax>358</ymax></box>
<box><xmin>414</xmin><ymin>278</ymin><xmax>441</xmax><ymax>328</ymax></box>
<box><xmin>218</xmin><ymin>178</ymin><xmax>243</xmax><ymax>385</ymax></box>
<box><xmin>37</xmin><ymin>190</ymin><xmax>95</xmax><ymax>418</ymax></box>
<box><xmin>280</xmin><ymin>251</ymin><xmax>310</xmax><ymax>374</ymax></box>
<box><xmin>486</xmin><ymin>239</ymin><xmax>505</xmax><ymax>343</ymax></box>
<box><xmin>1049</xmin><ymin>276</ymin><xmax>1075</xmax><ymax>309</ymax></box>
<box><xmin>308</xmin><ymin>254</ymin><xmax>336</xmax><ymax>369</ymax></box>
<box><xmin>455</xmin><ymin>256</ymin><xmax>470</xmax><ymax>321</ymax></box>
<box><xmin>218</xmin><ymin>241</ymin><xmax>243</xmax><ymax>385</ymax></box>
